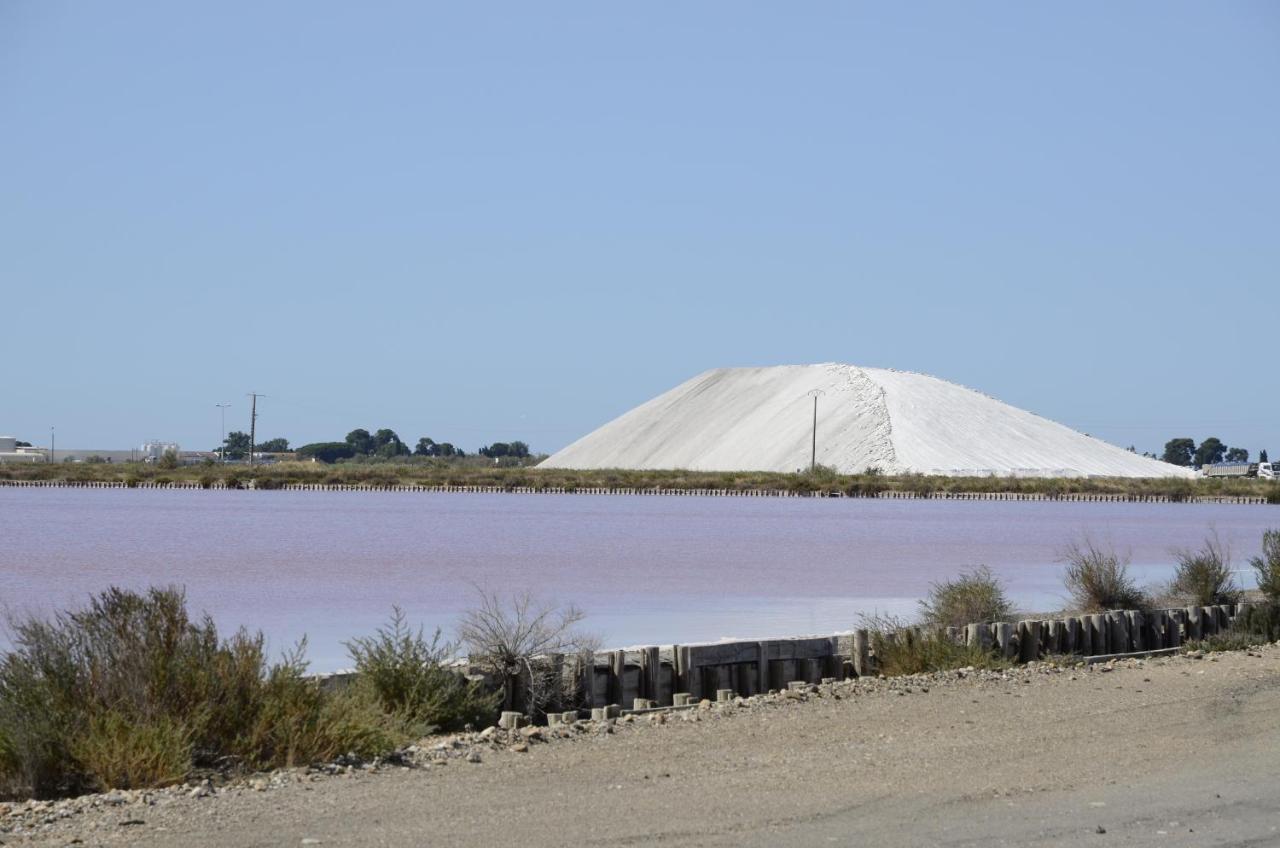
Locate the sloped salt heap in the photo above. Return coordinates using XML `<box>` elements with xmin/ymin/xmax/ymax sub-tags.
<box><xmin>541</xmin><ymin>364</ymin><xmax>1192</xmax><ymax>478</ymax></box>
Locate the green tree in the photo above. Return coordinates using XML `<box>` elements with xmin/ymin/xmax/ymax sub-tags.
<box><xmin>295</xmin><ymin>442</ymin><xmax>356</xmax><ymax>463</ymax></box>
<box><xmin>480</xmin><ymin>443</ymin><xmax>510</xmax><ymax>458</ymax></box>
<box><xmin>220</xmin><ymin>431</ymin><xmax>252</xmax><ymax>460</ymax></box>
<box><xmin>1193</xmin><ymin>437</ymin><xmax>1227</xmax><ymax>468</ymax></box>
<box><xmin>1161</xmin><ymin>438</ymin><xmax>1195</xmax><ymax>467</ymax></box>
<box><xmin>414</xmin><ymin>437</ymin><xmax>436</xmax><ymax>457</ymax></box>
<box><xmin>1225</xmin><ymin>447</ymin><xmax>1249</xmax><ymax>463</ymax></box>
<box><xmin>1262</xmin><ymin>449</ymin><xmax>1270</xmax><ymax>464</ymax></box>
<box><xmin>509</xmin><ymin>441</ymin><xmax>530</xmax><ymax>459</ymax></box>
<box><xmin>345</xmin><ymin>429</ymin><xmax>373</xmax><ymax>455</ymax></box>
<box><xmin>254</xmin><ymin>438</ymin><xmax>290</xmax><ymax>453</ymax></box>
<box><xmin>372</xmin><ymin>429</ymin><xmax>409</xmax><ymax>458</ymax></box>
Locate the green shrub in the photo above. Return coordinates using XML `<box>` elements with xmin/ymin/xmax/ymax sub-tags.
<box><xmin>918</xmin><ymin>566</ymin><xmax>1013</xmax><ymax>629</ymax></box>
<box><xmin>71</xmin><ymin>713</ymin><xmax>191</xmax><ymax>791</ymax></box>
<box><xmin>0</xmin><ymin>588</ymin><xmax>413</xmax><ymax>799</ymax></box>
<box><xmin>863</xmin><ymin>615</ymin><xmax>1008</xmax><ymax>676</ymax></box>
<box><xmin>345</xmin><ymin>609</ymin><xmax>498</xmax><ymax>732</ymax></box>
<box><xmin>1235</xmin><ymin>603</ymin><xmax>1280</xmax><ymax>643</ymax></box>
<box><xmin>1250</xmin><ymin>530</ymin><xmax>1280</xmax><ymax>603</ymax></box>
<box><xmin>1171</xmin><ymin>534</ymin><xmax>1239</xmax><ymax>605</ymax></box>
<box><xmin>1061</xmin><ymin>539</ymin><xmax>1146</xmax><ymax>612</ymax></box>
<box><xmin>239</xmin><ymin>648</ymin><xmax>405</xmax><ymax>769</ymax></box>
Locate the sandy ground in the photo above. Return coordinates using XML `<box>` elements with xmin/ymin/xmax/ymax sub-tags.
<box><xmin>7</xmin><ymin>646</ymin><xmax>1279</xmax><ymax>848</ymax></box>
<box><xmin>540</xmin><ymin>364</ymin><xmax>1192</xmax><ymax>478</ymax></box>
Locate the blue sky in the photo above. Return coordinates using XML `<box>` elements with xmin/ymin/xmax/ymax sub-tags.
<box><xmin>2</xmin><ymin>3</ymin><xmax>1277</xmax><ymax>457</ymax></box>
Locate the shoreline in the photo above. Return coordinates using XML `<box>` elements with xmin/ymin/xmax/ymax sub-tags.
<box><xmin>6</xmin><ymin>642</ymin><xmax>1279</xmax><ymax>846</ymax></box>
<box><xmin>0</xmin><ymin>477</ymin><xmax>1272</xmax><ymax>504</ymax></box>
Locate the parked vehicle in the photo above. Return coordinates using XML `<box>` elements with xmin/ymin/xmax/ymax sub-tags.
<box><xmin>1201</xmin><ymin>461</ymin><xmax>1276</xmax><ymax>480</ymax></box>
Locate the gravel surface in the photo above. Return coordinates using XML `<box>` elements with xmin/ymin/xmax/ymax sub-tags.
<box><xmin>4</xmin><ymin>646</ymin><xmax>1279</xmax><ymax>847</ymax></box>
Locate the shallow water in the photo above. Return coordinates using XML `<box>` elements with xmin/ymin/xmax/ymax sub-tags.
<box><xmin>1</xmin><ymin>488</ymin><xmax>1274</xmax><ymax>671</ymax></box>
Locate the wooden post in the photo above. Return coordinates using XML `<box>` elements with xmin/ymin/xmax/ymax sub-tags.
<box><xmin>852</xmin><ymin>631</ymin><xmax>870</xmax><ymax>678</ymax></box>
<box><xmin>610</xmin><ymin>650</ymin><xmax>626</xmax><ymax>705</ymax></box>
<box><xmin>1075</xmin><ymin>616</ymin><xmax>1090</xmax><ymax>656</ymax></box>
<box><xmin>1093</xmin><ymin>614</ymin><xmax>1112</xmax><ymax>655</ymax></box>
<box><xmin>994</xmin><ymin>622</ymin><xmax>1015</xmax><ymax>659</ymax></box>
<box><xmin>1066</xmin><ymin>618</ymin><xmax>1080</xmax><ymax>655</ymax></box>
<box><xmin>1186</xmin><ymin>607</ymin><xmax>1202</xmax><ymax>641</ymax></box>
<box><xmin>1017</xmin><ymin>620</ymin><xmax>1040</xmax><ymax>663</ymax></box>
<box><xmin>1126</xmin><ymin>612</ymin><xmax>1144</xmax><ymax>652</ymax></box>
<box><xmin>1108</xmin><ymin>611</ymin><xmax>1130</xmax><ymax>654</ymax></box>
<box><xmin>643</xmin><ymin>646</ymin><xmax>661</xmax><ymax>705</ymax></box>
<box><xmin>758</xmin><ymin>641</ymin><xmax>771</xmax><ymax>690</ymax></box>
<box><xmin>578</xmin><ymin>653</ymin><xmax>595</xmax><ymax>709</ymax></box>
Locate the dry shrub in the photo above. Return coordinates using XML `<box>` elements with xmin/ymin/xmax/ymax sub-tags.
<box><xmin>918</xmin><ymin>566</ymin><xmax>1013</xmax><ymax>629</ymax></box>
<box><xmin>457</xmin><ymin>589</ymin><xmax>596</xmax><ymax>718</ymax></box>
<box><xmin>1170</xmin><ymin>532</ymin><xmax>1240</xmax><ymax>606</ymax></box>
<box><xmin>1061</xmin><ymin>539</ymin><xmax>1146</xmax><ymax>612</ymax></box>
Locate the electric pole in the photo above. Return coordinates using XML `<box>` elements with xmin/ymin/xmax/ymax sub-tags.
<box><xmin>50</xmin><ymin>426</ymin><xmax>55</xmax><ymax>464</ymax></box>
<box><xmin>806</xmin><ymin>389</ymin><xmax>825</xmax><ymax>473</ymax></box>
<box><xmin>247</xmin><ymin>393</ymin><xmax>265</xmax><ymax>467</ymax></box>
<box><xmin>215</xmin><ymin>403</ymin><xmax>230</xmax><ymax>464</ymax></box>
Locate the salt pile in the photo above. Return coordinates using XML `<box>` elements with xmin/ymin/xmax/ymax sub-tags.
<box><xmin>541</xmin><ymin>364</ymin><xmax>1192</xmax><ymax>478</ymax></box>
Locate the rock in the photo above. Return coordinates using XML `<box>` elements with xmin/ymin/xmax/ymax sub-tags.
<box><xmin>478</xmin><ymin>726</ymin><xmax>497</xmax><ymax>740</ymax></box>
<box><xmin>520</xmin><ymin>726</ymin><xmax>543</xmax><ymax>741</ymax></box>
<box><xmin>511</xmin><ymin>742</ymin><xmax>529</xmax><ymax>753</ymax></box>
<box><xmin>189</xmin><ymin>781</ymin><xmax>213</xmax><ymax>799</ymax></box>
<box><xmin>466</xmin><ymin>751</ymin><xmax>482</xmax><ymax>764</ymax></box>
<box><xmin>250</xmin><ymin>779</ymin><xmax>268</xmax><ymax>792</ymax></box>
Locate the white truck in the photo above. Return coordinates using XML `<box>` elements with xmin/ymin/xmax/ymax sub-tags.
<box><xmin>1202</xmin><ymin>461</ymin><xmax>1276</xmax><ymax>480</ymax></box>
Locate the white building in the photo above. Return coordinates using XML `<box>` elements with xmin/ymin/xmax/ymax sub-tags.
<box><xmin>0</xmin><ymin>435</ymin><xmax>47</xmax><ymax>464</ymax></box>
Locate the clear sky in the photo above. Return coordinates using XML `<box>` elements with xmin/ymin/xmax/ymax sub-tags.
<box><xmin>3</xmin><ymin>3</ymin><xmax>1277</xmax><ymax>457</ymax></box>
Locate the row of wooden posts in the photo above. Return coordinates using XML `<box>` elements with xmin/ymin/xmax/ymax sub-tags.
<box><xmin>502</xmin><ymin>602</ymin><xmax>1255</xmax><ymax>716</ymax></box>
<box><xmin>0</xmin><ymin>478</ymin><xmax>1270</xmax><ymax>504</ymax></box>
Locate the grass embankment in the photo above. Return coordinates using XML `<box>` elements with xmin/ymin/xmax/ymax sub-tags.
<box><xmin>3</xmin><ymin>461</ymin><xmax>1278</xmax><ymax>501</ymax></box>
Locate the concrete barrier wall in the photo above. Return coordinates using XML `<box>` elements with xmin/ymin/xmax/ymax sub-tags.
<box><xmin>521</xmin><ymin>601</ymin><xmax>1252</xmax><ymax>716</ymax></box>
<box><xmin>0</xmin><ymin>479</ymin><xmax>1271</xmax><ymax>504</ymax></box>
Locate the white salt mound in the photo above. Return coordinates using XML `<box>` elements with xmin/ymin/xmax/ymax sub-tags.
<box><xmin>540</xmin><ymin>364</ymin><xmax>1192</xmax><ymax>479</ymax></box>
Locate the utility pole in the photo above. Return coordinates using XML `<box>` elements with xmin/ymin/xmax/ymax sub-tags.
<box><xmin>806</xmin><ymin>389</ymin><xmax>825</xmax><ymax>473</ymax></box>
<box><xmin>247</xmin><ymin>393</ymin><xmax>264</xmax><ymax>467</ymax></box>
<box><xmin>50</xmin><ymin>426</ymin><xmax>55</xmax><ymax>464</ymax></box>
<box><xmin>215</xmin><ymin>403</ymin><xmax>230</xmax><ymax>464</ymax></box>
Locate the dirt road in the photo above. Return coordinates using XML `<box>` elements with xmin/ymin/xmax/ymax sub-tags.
<box><xmin>9</xmin><ymin>646</ymin><xmax>1280</xmax><ymax>847</ymax></box>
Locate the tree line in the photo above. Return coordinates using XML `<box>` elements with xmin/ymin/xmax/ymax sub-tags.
<box><xmin>1157</xmin><ymin>437</ymin><xmax>1268</xmax><ymax>468</ymax></box>
<box><xmin>212</xmin><ymin>428</ymin><xmax>534</xmax><ymax>464</ymax></box>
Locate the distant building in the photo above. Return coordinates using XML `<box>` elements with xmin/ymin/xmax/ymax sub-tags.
<box><xmin>0</xmin><ymin>435</ymin><xmax>46</xmax><ymax>464</ymax></box>
<box><xmin>140</xmin><ymin>441</ymin><xmax>181</xmax><ymax>461</ymax></box>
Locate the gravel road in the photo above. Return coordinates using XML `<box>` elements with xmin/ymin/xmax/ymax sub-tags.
<box><xmin>6</xmin><ymin>646</ymin><xmax>1279</xmax><ymax>847</ymax></box>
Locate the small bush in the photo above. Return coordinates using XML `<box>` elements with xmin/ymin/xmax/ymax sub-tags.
<box><xmin>862</xmin><ymin>615</ymin><xmax>1008</xmax><ymax>676</ymax></box>
<box><xmin>0</xmin><ymin>588</ymin><xmax>412</xmax><ymax>799</ymax></box>
<box><xmin>1061</xmin><ymin>539</ymin><xmax>1146</xmax><ymax>612</ymax></box>
<box><xmin>1250</xmin><ymin>530</ymin><xmax>1280</xmax><ymax>603</ymax></box>
<box><xmin>918</xmin><ymin>566</ymin><xmax>1013</xmax><ymax>629</ymax></box>
<box><xmin>345</xmin><ymin>608</ymin><xmax>498</xmax><ymax>732</ymax></box>
<box><xmin>1235</xmin><ymin>603</ymin><xmax>1280</xmax><ymax>643</ymax></box>
<box><xmin>1170</xmin><ymin>533</ymin><xmax>1239</xmax><ymax>605</ymax></box>
<box><xmin>72</xmin><ymin>713</ymin><xmax>191</xmax><ymax>791</ymax></box>
<box><xmin>240</xmin><ymin>649</ymin><xmax>405</xmax><ymax>769</ymax></box>
<box><xmin>458</xmin><ymin>589</ymin><xmax>596</xmax><ymax>718</ymax></box>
